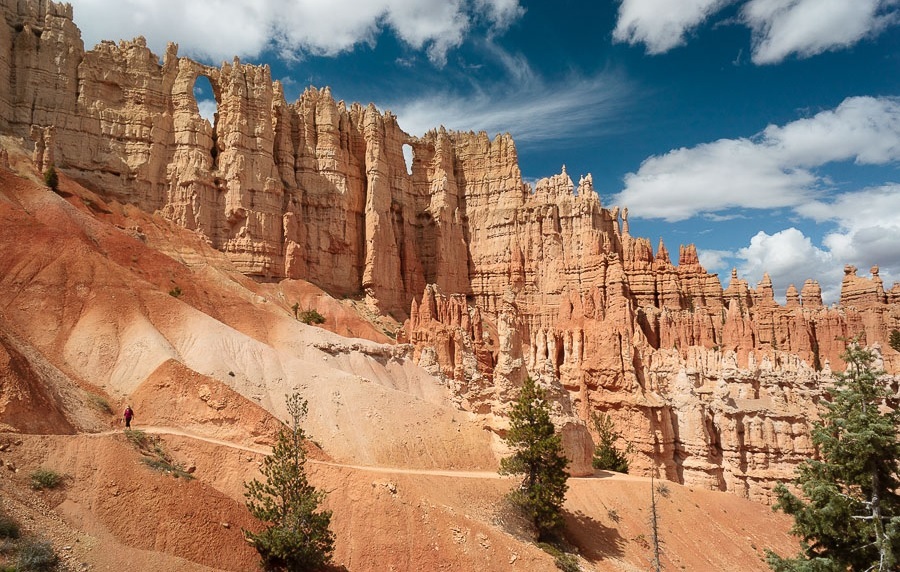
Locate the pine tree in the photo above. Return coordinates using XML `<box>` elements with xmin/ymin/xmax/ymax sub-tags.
<box><xmin>499</xmin><ymin>377</ymin><xmax>570</xmax><ymax>541</ymax></box>
<box><xmin>889</xmin><ymin>329</ymin><xmax>900</xmax><ymax>353</ymax></box>
<box><xmin>767</xmin><ymin>344</ymin><xmax>900</xmax><ymax>571</ymax></box>
<box><xmin>592</xmin><ymin>411</ymin><xmax>631</xmax><ymax>473</ymax></box>
<box><xmin>245</xmin><ymin>394</ymin><xmax>334</xmax><ymax>571</ymax></box>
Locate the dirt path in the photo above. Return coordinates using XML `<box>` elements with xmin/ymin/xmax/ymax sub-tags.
<box><xmin>88</xmin><ymin>426</ymin><xmax>638</xmax><ymax>482</ymax></box>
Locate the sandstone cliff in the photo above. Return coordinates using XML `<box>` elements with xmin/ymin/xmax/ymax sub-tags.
<box><xmin>1</xmin><ymin>0</ymin><xmax>898</xmax><ymax>501</ymax></box>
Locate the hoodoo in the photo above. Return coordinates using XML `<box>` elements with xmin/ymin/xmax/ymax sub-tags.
<box><xmin>0</xmin><ymin>0</ymin><xmax>898</xmax><ymax>506</ymax></box>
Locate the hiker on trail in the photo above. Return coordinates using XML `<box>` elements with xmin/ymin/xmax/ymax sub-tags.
<box><xmin>123</xmin><ymin>405</ymin><xmax>134</xmax><ymax>429</ymax></box>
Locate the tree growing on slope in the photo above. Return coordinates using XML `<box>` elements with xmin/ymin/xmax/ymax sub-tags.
<box><xmin>591</xmin><ymin>411</ymin><xmax>631</xmax><ymax>473</ymax></box>
<box><xmin>43</xmin><ymin>165</ymin><xmax>58</xmax><ymax>192</ymax></box>
<box><xmin>245</xmin><ymin>393</ymin><xmax>334</xmax><ymax>571</ymax></box>
<box><xmin>500</xmin><ymin>376</ymin><xmax>570</xmax><ymax>541</ymax></box>
<box><xmin>889</xmin><ymin>329</ymin><xmax>900</xmax><ymax>353</ymax></box>
<box><xmin>768</xmin><ymin>344</ymin><xmax>900</xmax><ymax>571</ymax></box>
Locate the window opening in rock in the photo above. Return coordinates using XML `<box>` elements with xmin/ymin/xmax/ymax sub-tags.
<box><xmin>402</xmin><ymin>144</ymin><xmax>413</xmax><ymax>176</ymax></box>
<box><xmin>192</xmin><ymin>75</ymin><xmax>219</xmax><ymax>163</ymax></box>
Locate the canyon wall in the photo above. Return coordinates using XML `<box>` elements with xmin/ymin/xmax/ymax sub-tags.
<box><xmin>2</xmin><ymin>0</ymin><xmax>899</xmax><ymax>500</ymax></box>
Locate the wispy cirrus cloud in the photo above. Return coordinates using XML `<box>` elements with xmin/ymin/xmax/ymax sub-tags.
<box><xmin>612</xmin><ymin>0</ymin><xmax>900</xmax><ymax>64</ymax></box>
<box><xmin>390</xmin><ymin>71</ymin><xmax>632</xmax><ymax>142</ymax></box>
<box><xmin>67</xmin><ymin>0</ymin><xmax>524</xmax><ymax>65</ymax></box>
<box><xmin>388</xmin><ymin>42</ymin><xmax>632</xmax><ymax>142</ymax></box>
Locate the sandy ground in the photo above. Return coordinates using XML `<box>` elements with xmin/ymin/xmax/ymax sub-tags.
<box><xmin>1</xmin><ymin>425</ymin><xmax>797</xmax><ymax>571</ymax></box>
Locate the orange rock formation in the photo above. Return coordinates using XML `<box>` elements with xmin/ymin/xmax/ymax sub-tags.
<box><xmin>1</xmin><ymin>0</ymin><xmax>899</xmax><ymax>505</ymax></box>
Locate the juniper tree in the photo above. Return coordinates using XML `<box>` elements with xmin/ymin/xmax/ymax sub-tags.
<box><xmin>244</xmin><ymin>393</ymin><xmax>334</xmax><ymax>571</ymax></box>
<box><xmin>767</xmin><ymin>344</ymin><xmax>900</xmax><ymax>572</ymax></box>
<box><xmin>500</xmin><ymin>376</ymin><xmax>570</xmax><ymax>541</ymax></box>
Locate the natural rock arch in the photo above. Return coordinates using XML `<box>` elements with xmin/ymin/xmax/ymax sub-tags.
<box><xmin>191</xmin><ymin>74</ymin><xmax>219</xmax><ymax>164</ymax></box>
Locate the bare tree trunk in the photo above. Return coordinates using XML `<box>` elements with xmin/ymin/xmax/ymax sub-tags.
<box><xmin>650</xmin><ymin>476</ymin><xmax>662</xmax><ymax>572</ymax></box>
<box><xmin>872</xmin><ymin>466</ymin><xmax>887</xmax><ymax>571</ymax></box>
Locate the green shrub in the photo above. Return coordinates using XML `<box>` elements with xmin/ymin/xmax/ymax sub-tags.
<box><xmin>555</xmin><ymin>553</ymin><xmax>581</xmax><ymax>572</ymax></box>
<box><xmin>87</xmin><ymin>393</ymin><xmax>113</xmax><ymax>415</ymax></box>
<box><xmin>125</xmin><ymin>430</ymin><xmax>193</xmax><ymax>480</ymax></box>
<box><xmin>29</xmin><ymin>469</ymin><xmax>63</xmax><ymax>491</ymax></box>
<box><xmin>141</xmin><ymin>457</ymin><xmax>194</xmax><ymax>480</ymax></box>
<box><xmin>124</xmin><ymin>429</ymin><xmax>150</xmax><ymax>449</ymax></box>
<box><xmin>43</xmin><ymin>166</ymin><xmax>58</xmax><ymax>192</ymax></box>
<box><xmin>298</xmin><ymin>309</ymin><xmax>325</xmax><ymax>325</ymax></box>
<box><xmin>169</xmin><ymin>285</ymin><xmax>182</xmax><ymax>298</ymax></box>
<box><xmin>0</xmin><ymin>509</ymin><xmax>20</xmax><ymax>539</ymax></box>
<box><xmin>16</xmin><ymin>538</ymin><xmax>58</xmax><ymax>571</ymax></box>
<box><xmin>537</xmin><ymin>542</ymin><xmax>581</xmax><ymax>572</ymax></box>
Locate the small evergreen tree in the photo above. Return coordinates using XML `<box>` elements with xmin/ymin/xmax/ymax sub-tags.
<box><xmin>767</xmin><ymin>344</ymin><xmax>900</xmax><ymax>571</ymax></box>
<box><xmin>43</xmin><ymin>165</ymin><xmax>58</xmax><ymax>192</ymax></box>
<box><xmin>500</xmin><ymin>377</ymin><xmax>570</xmax><ymax>541</ymax></box>
<box><xmin>890</xmin><ymin>329</ymin><xmax>900</xmax><ymax>353</ymax></box>
<box><xmin>245</xmin><ymin>393</ymin><xmax>334</xmax><ymax>571</ymax></box>
<box><xmin>591</xmin><ymin>411</ymin><xmax>631</xmax><ymax>473</ymax></box>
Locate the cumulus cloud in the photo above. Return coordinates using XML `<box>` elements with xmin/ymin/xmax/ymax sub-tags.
<box><xmin>67</xmin><ymin>0</ymin><xmax>524</xmax><ymax>65</ymax></box>
<box><xmin>696</xmin><ymin>248</ymin><xmax>733</xmax><ymax>275</ymax></box>
<box><xmin>728</xmin><ymin>217</ymin><xmax>900</xmax><ymax>305</ymax></box>
<box><xmin>197</xmin><ymin>99</ymin><xmax>216</xmax><ymax>123</ymax></box>
<box><xmin>798</xmin><ymin>184</ymin><xmax>900</xmax><ymax>274</ymax></box>
<box><xmin>734</xmin><ymin>228</ymin><xmax>842</xmax><ymax>302</ymax></box>
<box><xmin>612</xmin><ymin>96</ymin><xmax>900</xmax><ymax>221</ymax></box>
<box><xmin>612</xmin><ymin>0</ymin><xmax>899</xmax><ymax>64</ymax></box>
<box><xmin>618</xmin><ymin>97</ymin><xmax>900</xmax><ymax>302</ymax></box>
<box><xmin>613</xmin><ymin>0</ymin><xmax>735</xmax><ymax>54</ymax></box>
<box><xmin>744</xmin><ymin>0</ymin><xmax>900</xmax><ymax>64</ymax></box>
<box><xmin>699</xmin><ymin>185</ymin><xmax>900</xmax><ymax>305</ymax></box>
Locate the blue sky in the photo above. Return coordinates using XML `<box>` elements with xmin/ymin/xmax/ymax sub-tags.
<box><xmin>68</xmin><ymin>0</ymin><xmax>900</xmax><ymax>304</ymax></box>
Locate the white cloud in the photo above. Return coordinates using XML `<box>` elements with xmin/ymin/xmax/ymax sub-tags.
<box><xmin>390</xmin><ymin>70</ymin><xmax>632</xmax><ymax>142</ymax></box>
<box><xmin>744</xmin><ymin>0</ymin><xmax>900</xmax><ymax>64</ymax></box>
<box><xmin>696</xmin><ymin>248</ymin><xmax>733</xmax><ymax>275</ymax></box>
<box><xmin>734</xmin><ymin>228</ymin><xmax>841</xmax><ymax>302</ymax></box>
<box><xmin>798</xmin><ymin>185</ymin><xmax>900</xmax><ymax>276</ymax></box>
<box><xmin>615</xmin><ymin>137</ymin><xmax>817</xmax><ymax>221</ymax></box>
<box><xmin>612</xmin><ymin>0</ymin><xmax>736</xmax><ymax>54</ymax></box>
<box><xmin>762</xmin><ymin>96</ymin><xmax>900</xmax><ymax>166</ymax></box>
<box><xmin>707</xmin><ymin>186</ymin><xmax>900</xmax><ymax>305</ymax></box>
<box><xmin>197</xmin><ymin>99</ymin><xmax>217</xmax><ymax>123</ymax></box>
<box><xmin>612</xmin><ymin>0</ymin><xmax>899</xmax><ymax>64</ymax></box>
<box><xmin>612</xmin><ymin>96</ymin><xmax>900</xmax><ymax>221</ymax></box>
<box><xmin>618</xmin><ymin>97</ymin><xmax>900</xmax><ymax>302</ymax></box>
<box><xmin>67</xmin><ymin>0</ymin><xmax>524</xmax><ymax>65</ymax></box>
<box><xmin>475</xmin><ymin>0</ymin><xmax>526</xmax><ymax>31</ymax></box>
